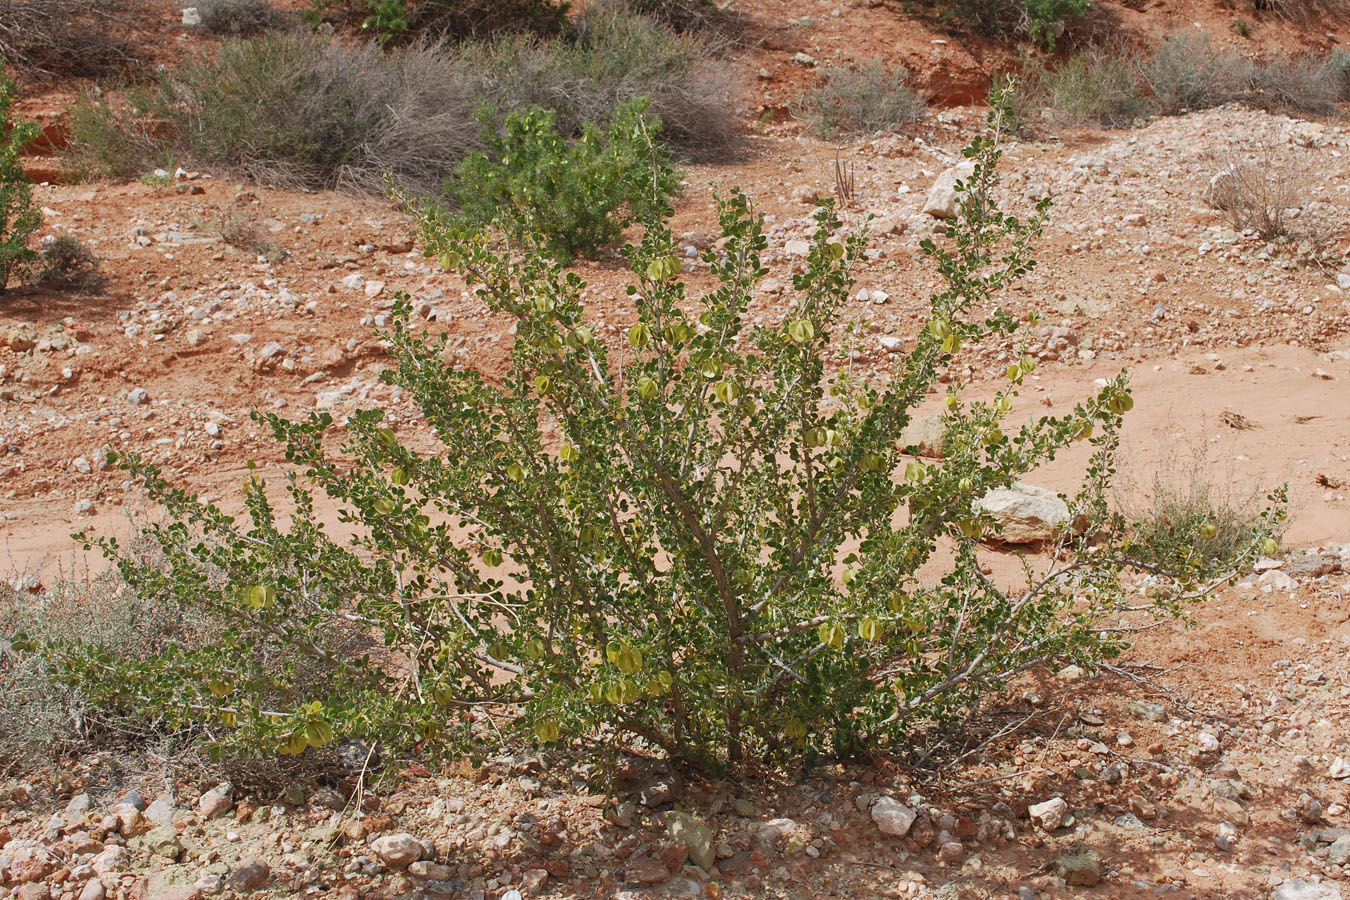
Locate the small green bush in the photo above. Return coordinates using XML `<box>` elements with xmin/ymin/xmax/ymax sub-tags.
<box><xmin>33</xmin><ymin>234</ymin><xmax>105</xmax><ymax>291</ymax></box>
<box><xmin>794</xmin><ymin>63</ymin><xmax>925</xmax><ymax>139</ymax></box>
<box><xmin>929</xmin><ymin>0</ymin><xmax>1089</xmax><ymax>49</ymax></box>
<box><xmin>17</xmin><ymin>88</ymin><xmax>1285</xmax><ymax>771</ymax></box>
<box><xmin>443</xmin><ymin>99</ymin><xmax>680</xmax><ymax>262</ymax></box>
<box><xmin>0</xmin><ymin>67</ymin><xmax>40</xmax><ymax>294</ymax></box>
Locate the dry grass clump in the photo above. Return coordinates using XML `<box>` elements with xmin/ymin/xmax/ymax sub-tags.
<box><xmin>32</xmin><ymin>235</ymin><xmax>106</xmax><ymax>292</ymax></box>
<box><xmin>793</xmin><ymin>63</ymin><xmax>925</xmax><ymax>139</ymax></box>
<box><xmin>1207</xmin><ymin>148</ymin><xmax>1310</xmax><ymax>242</ymax></box>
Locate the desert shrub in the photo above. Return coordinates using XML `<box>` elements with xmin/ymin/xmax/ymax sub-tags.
<box><xmin>1248</xmin><ymin>54</ymin><xmax>1341</xmax><ymax>115</ymax></box>
<box><xmin>1138</xmin><ymin>31</ymin><xmax>1252</xmax><ymax>115</ymax></box>
<box><xmin>197</xmin><ymin>0</ymin><xmax>287</xmax><ymax>36</ymax></box>
<box><xmin>793</xmin><ymin>63</ymin><xmax>925</xmax><ymax>139</ymax></box>
<box><xmin>16</xmin><ymin>88</ymin><xmax>1285</xmax><ymax>771</ymax></box>
<box><xmin>1</xmin><ymin>67</ymin><xmax>40</xmax><ymax>294</ymax></box>
<box><xmin>306</xmin><ymin>0</ymin><xmax>568</xmax><ymax>44</ymax></box>
<box><xmin>609</xmin><ymin>0</ymin><xmax>740</xmax><ymax>33</ymax></box>
<box><xmin>32</xmin><ymin>234</ymin><xmax>106</xmax><ymax>291</ymax></box>
<box><xmin>0</xmin><ymin>566</ymin><xmax>198</xmax><ymax>770</ymax></box>
<box><xmin>476</xmin><ymin>4</ymin><xmax>738</xmax><ymax>162</ymax></box>
<box><xmin>0</xmin><ymin>0</ymin><xmax>135</xmax><ymax>78</ymax></box>
<box><xmin>443</xmin><ymin>99</ymin><xmax>680</xmax><ymax>261</ymax></box>
<box><xmin>60</xmin><ymin>84</ymin><xmax>180</xmax><ymax>183</ymax></box>
<box><xmin>1024</xmin><ymin>49</ymin><xmax>1147</xmax><ymax>127</ymax></box>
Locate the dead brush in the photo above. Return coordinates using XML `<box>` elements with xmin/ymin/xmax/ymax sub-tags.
<box><xmin>0</xmin><ymin>0</ymin><xmax>138</xmax><ymax>79</ymax></box>
<box><xmin>1209</xmin><ymin>147</ymin><xmax>1310</xmax><ymax>242</ymax></box>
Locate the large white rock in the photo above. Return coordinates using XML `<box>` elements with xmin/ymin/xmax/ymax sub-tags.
<box><xmin>1029</xmin><ymin>796</ymin><xmax>1068</xmax><ymax>831</ymax></box>
<box><xmin>923</xmin><ymin>160</ymin><xmax>977</xmax><ymax>219</ymax></box>
<box><xmin>871</xmin><ymin>796</ymin><xmax>917</xmax><ymax>837</ymax></box>
<box><xmin>976</xmin><ymin>483</ymin><xmax>1070</xmax><ymax>544</ymax></box>
<box><xmin>1272</xmin><ymin>879</ymin><xmax>1343</xmax><ymax>900</ymax></box>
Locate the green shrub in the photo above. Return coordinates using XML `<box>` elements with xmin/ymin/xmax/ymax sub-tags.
<box><xmin>1020</xmin><ymin>0</ymin><xmax>1091</xmax><ymax>49</ymax></box>
<box><xmin>16</xmin><ymin>88</ymin><xmax>1284</xmax><ymax>771</ymax></box>
<box><xmin>1024</xmin><ymin>49</ymin><xmax>1147</xmax><ymax>127</ymax></box>
<box><xmin>0</xmin><ymin>67</ymin><xmax>40</xmax><ymax>294</ymax></box>
<box><xmin>794</xmin><ymin>63</ymin><xmax>925</xmax><ymax>139</ymax></box>
<box><xmin>929</xmin><ymin>0</ymin><xmax>1089</xmax><ymax>49</ymax></box>
<box><xmin>306</xmin><ymin>0</ymin><xmax>568</xmax><ymax>44</ymax></box>
<box><xmin>443</xmin><ymin>99</ymin><xmax>680</xmax><ymax>262</ymax></box>
<box><xmin>33</xmin><ymin>234</ymin><xmax>105</xmax><ymax>291</ymax></box>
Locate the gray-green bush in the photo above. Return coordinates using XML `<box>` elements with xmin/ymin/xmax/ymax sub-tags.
<box><xmin>794</xmin><ymin>63</ymin><xmax>925</xmax><ymax>139</ymax></box>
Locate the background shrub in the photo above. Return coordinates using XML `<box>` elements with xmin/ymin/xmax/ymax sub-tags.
<box><xmin>20</xmin><ymin>93</ymin><xmax>1283</xmax><ymax>771</ymax></box>
<box><xmin>793</xmin><ymin>64</ymin><xmax>925</xmax><ymax>139</ymax></box>
<box><xmin>1138</xmin><ymin>32</ymin><xmax>1251</xmax><ymax>115</ymax></box>
<box><xmin>197</xmin><ymin>0</ymin><xmax>288</xmax><ymax>36</ymax></box>
<box><xmin>477</xmin><ymin>4</ymin><xmax>738</xmax><ymax>162</ymax></box>
<box><xmin>63</xmin><ymin>9</ymin><xmax>735</xmax><ymax>193</ymax></box>
<box><xmin>442</xmin><ymin>99</ymin><xmax>680</xmax><ymax>261</ymax></box>
<box><xmin>1021</xmin><ymin>49</ymin><xmax>1146</xmax><ymax>127</ymax></box>
<box><xmin>1</xmin><ymin>67</ymin><xmax>40</xmax><ymax>293</ymax></box>
<box><xmin>926</xmin><ymin>0</ymin><xmax>1089</xmax><ymax>48</ymax></box>
<box><xmin>1247</xmin><ymin>54</ymin><xmax>1341</xmax><ymax>115</ymax></box>
<box><xmin>0</xmin><ymin>0</ymin><xmax>137</xmax><ymax>79</ymax></box>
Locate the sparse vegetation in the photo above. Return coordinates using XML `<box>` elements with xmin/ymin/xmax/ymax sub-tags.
<box><xmin>1</xmin><ymin>66</ymin><xmax>40</xmax><ymax>293</ymax></box>
<box><xmin>62</xmin><ymin>8</ymin><xmax>735</xmax><ymax>194</ymax></box>
<box><xmin>212</xmin><ymin>212</ymin><xmax>288</xmax><ymax>263</ymax></box>
<box><xmin>1231</xmin><ymin>16</ymin><xmax>1252</xmax><ymax>36</ymax></box>
<box><xmin>927</xmin><ymin>0</ymin><xmax>1090</xmax><ymax>49</ymax></box>
<box><xmin>0</xmin><ymin>0</ymin><xmax>136</xmax><ymax>78</ymax></box>
<box><xmin>197</xmin><ymin>0</ymin><xmax>288</xmax><ymax>36</ymax></box>
<box><xmin>0</xmin><ymin>566</ymin><xmax>200</xmax><ymax>770</ymax></box>
<box><xmin>17</xmin><ymin>91</ymin><xmax>1284</xmax><ymax>770</ymax></box>
<box><xmin>794</xmin><ymin>63</ymin><xmax>925</xmax><ymax>139</ymax></box>
<box><xmin>441</xmin><ymin>99</ymin><xmax>680</xmax><ymax>262</ymax></box>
